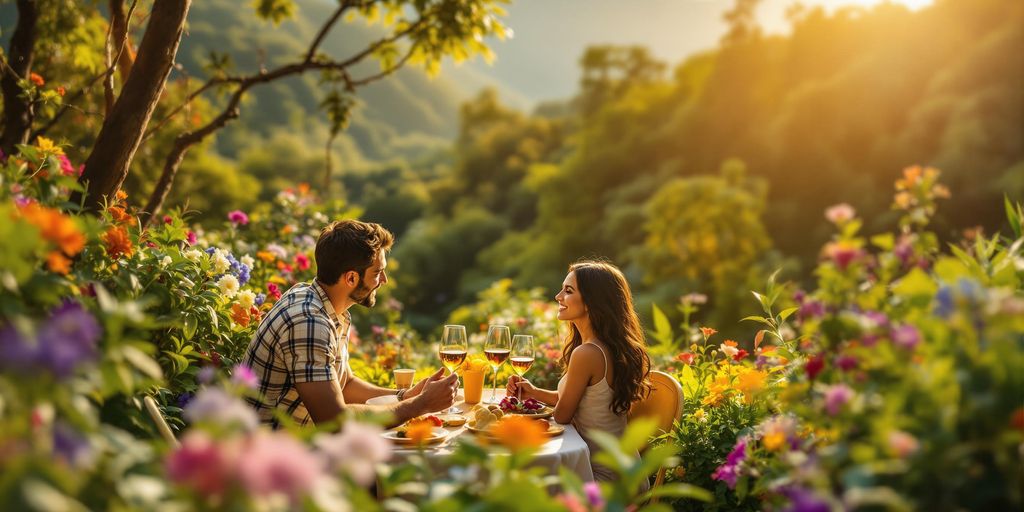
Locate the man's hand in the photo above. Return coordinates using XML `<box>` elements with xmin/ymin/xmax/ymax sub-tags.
<box><xmin>402</xmin><ymin>367</ymin><xmax>445</xmax><ymax>400</ymax></box>
<box><xmin>410</xmin><ymin>370</ymin><xmax>459</xmax><ymax>414</ymax></box>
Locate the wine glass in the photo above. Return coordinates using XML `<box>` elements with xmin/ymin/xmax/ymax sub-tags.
<box><xmin>483</xmin><ymin>325</ymin><xmax>511</xmax><ymax>403</ymax></box>
<box><xmin>509</xmin><ymin>334</ymin><xmax>535</xmax><ymax>400</ymax></box>
<box><xmin>439</xmin><ymin>324</ymin><xmax>468</xmax><ymax>413</ymax></box>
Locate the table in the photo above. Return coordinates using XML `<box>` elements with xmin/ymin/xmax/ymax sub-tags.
<box><xmin>376</xmin><ymin>390</ymin><xmax>595</xmax><ymax>482</ymax></box>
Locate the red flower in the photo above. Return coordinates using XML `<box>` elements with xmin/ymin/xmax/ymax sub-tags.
<box><xmin>29</xmin><ymin>72</ymin><xmax>44</xmax><ymax>86</ymax></box>
<box><xmin>676</xmin><ymin>353</ymin><xmax>696</xmax><ymax>365</ymax></box>
<box><xmin>805</xmin><ymin>355</ymin><xmax>825</xmax><ymax>380</ymax></box>
<box><xmin>733</xmin><ymin>349</ymin><xmax>748</xmax><ymax>361</ymax></box>
<box><xmin>267</xmin><ymin>283</ymin><xmax>282</xmax><ymax>301</ymax></box>
<box><xmin>163</xmin><ymin>215</ymin><xmax>173</xmax><ymax>224</ymax></box>
<box><xmin>294</xmin><ymin>253</ymin><xmax>310</xmax><ymax>271</ymax></box>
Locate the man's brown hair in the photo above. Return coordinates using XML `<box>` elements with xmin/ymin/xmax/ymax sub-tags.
<box><xmin>314</xmin><ymin>220</ymin><xmax>394</xmax><ymax>285</ymax></box>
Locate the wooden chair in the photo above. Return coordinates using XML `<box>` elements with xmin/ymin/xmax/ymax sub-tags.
<box><xmin>143</xmin><ymin>395</ymin><xmax>180</xmax><ymax>448</ymax></box>
<box><xmin>628</xmin><ymin>370</ymin><xmax>684</xmax><ymax>499</ymax></box>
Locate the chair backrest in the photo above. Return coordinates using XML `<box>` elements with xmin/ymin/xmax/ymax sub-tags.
<box><xmin>628</xmin><ymin>370</ymin><xmax>684</xmax><ymax>438</ymax></box>
<box><xmin>143</xmin><ymin>395</ymin><xmax>180</xmax><ymax>448</ymax></box>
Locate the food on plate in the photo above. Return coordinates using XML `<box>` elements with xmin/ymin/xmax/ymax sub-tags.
<box><xmin>436</xmin><ymin>413</ymin><xmax>466</xmax><ymax>427</ymax></box>
<box><xmin>499</xmin><ymin>396</ymin><xmax>544</xmax><ymax>414</ymax></box>
<box><xmin>394</xmin><ymin>415</ymin><xmax>442</xmax><ymax>438</ymax></box>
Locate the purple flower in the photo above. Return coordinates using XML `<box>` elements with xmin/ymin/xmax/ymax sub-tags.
<box><xmin>185</xmin><ymin>388</ymin><xmax>258</xmax><ymax>431</ymax></box>
<box><xmin>781</xmin><ymin>486</ymin><xmax>830</xmax><ymax>512</ymax></box>
<box><xmin>798</xmin><ymin>300</ymin><xmax>825</xmax><ymax>321</ymax></box>
<box><xmin>583</xmin><ymin>481</ymin><xmax>604</xmax><ymax>508</ymax></box>
<box><xmin>890</xmin><ymin>325</ymin><xmax>920</xmax><ymax>350</ymax></box>
<box><xmin>197</xmin><ymin>366</ymin><xmax>216</xmax><ymax>384</ymax></box>
<box><xmin>712</xmin><ymin>437</ymin><xmax>748</xmax><ymax>489</ymax></box>
<box><xmin>53</xmin><ymin>422</ymin><xmax>93</xmax><ymax>468</ymax></box>
<box><xmin>227</xmin><ymin>210</ymin><xmax>249</xmax><ymax>226</ymax></box>
<box><xmin>933</xmin><ymin>286</ymin><xmax>954</xmax><ymax>318</ymax></box>
<box><xmin>824</xmin><ymin>384</ymin><xmax>853</xmax><ymax>416</ymax></box>
<box><xmin>231</xmin><ymin>364</ymin><xmax>258</xmax><ymax>389</ymax></box>
<box><xmin>254</xmin><ymin>293</ymin><xmax>266</xmax><ymax>306</ymax></box>
<box><xmin>835</xmin><ymin>354</ymin><xmax>858</xmax><ymax>372</ymax></box>
<box><xmin>893</xmin><ymin>237</ymin><xmax>914</xmax><ymax>266</ymax></box>
<box><xmin>35</xmin><ymin>301</ymin><xmax>102</xmax><ymax>378</ymax></box>
<box><xmin>177</xmin><ymin>392</ymin><xmax>195</xmax><ymax>409</ymax></box>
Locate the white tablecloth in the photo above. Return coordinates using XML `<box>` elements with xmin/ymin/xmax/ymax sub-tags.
<box><xmin>384</xmin><ymin>390</ymin><xmax>595</xmax><ymax>482</ymax></box>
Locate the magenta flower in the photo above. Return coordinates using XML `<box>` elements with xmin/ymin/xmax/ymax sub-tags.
<box><xmin>231</xmin><ymin>364</ymin><xmax>258</xmax><ymax>389</ymax></box>
<box><xmin>58</xmin><ymin>154</ymin><xmax>76</xmax><ymax>176</ymax></box>
<box><xmin>294</xmin><ymin>253</ymin><xmax>310</xmax><ymax>271</ymax></box>
<box><xmin>227</xmin><ymin>210</ymin><xmax>249</xmax><ymax>226</ymax></box>
<box><xmin>583</xmin><ymin>481</ymin><xmax>604</xmax><ymax>508</ymax></box>
<box><xmin>712</xmin><ymin>437</ymin><xmax>748</xmax><ymax>489</ymax></box>
<box><xmin>891</xmin><ymin>325</ymin><xmax>920</xmax><ymax>350</ymax></box>
<box><xmin>186</xmin><ymin>231</ymin><xmax>197</xmax><ymax>246</ymax></box>
<box><xmin>267</xmin><ymin>283</ymin><xmax>282</xmax><ymax>301</ymax></box>
<box><xmin>824</xmin><ymin>384</ymin><xmax>854</xmax><ymax>416</ymax></box>
<box><xmin>165</xmin><ymin>432</ymin><xmax>233</xmax><ymax>498</ymax></box>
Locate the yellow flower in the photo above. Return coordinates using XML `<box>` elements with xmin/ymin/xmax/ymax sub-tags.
<box><xmin>35</xmin><ymin>136</ymin><xmax>63</xmax><ymax>155</ymax></box>
<box><xmin>692</xmin><ymin>408</ymin><xmax>706</xmax><ymax>421</ymax></box>
<box><xmin>490</xmin><ymin>416</ymin><xmax>547</xmax><ymax>452</ymax></box>
<box><xmin>762</xmin><ymin>431</ymin><xmax>786</xmax><ymax>452</ymax></box>
<box><xmin>702</xmin><ymin>374</ymin><xmax>732</xmax><ymax>407</ymax></box>
<box><xmin>734</xmin><ymin>369</ymin><xmax>766</xmax><ymax>400</ymax></box>
<box><xmin>458</xmin><ymin>354</ymin><xmax>489</xmax><ymax>374</ymax></box>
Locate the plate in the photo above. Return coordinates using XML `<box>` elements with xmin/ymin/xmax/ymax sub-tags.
<box><xmin>381</xmin><ymin>427</ymin><xmax>448</xmax><ymax>446</ymax></box>
<box><xmin>501</xmin><ymin>406</ymin><xmax>553</xmax><ymax>419</ymax></box>
<box><xmin>367</xmin><ymin>394</ymin><xmax>399</xmax><ymax>406</ymax></box>
<box><xmin>435</xmin><ymin>413</ymin><xmax>466</xmax><ymax>427</ymax></box>
<box><xmin>466</xmin><ymin>420</ymin><xmax>565</xmax><ymax>439</ymax></box>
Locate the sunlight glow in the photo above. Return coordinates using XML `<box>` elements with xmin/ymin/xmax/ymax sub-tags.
<box><xmin>816</xmin><ymin>0</ymin><xmax>934</xmax><ymax>11</ymax></box>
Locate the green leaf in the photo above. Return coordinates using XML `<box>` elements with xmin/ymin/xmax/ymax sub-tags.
<box><xmin>871</xmin><ymin>233</ymin><xmax>895</xmax><ymax>251</ymax></box>
<box><xmin>740</xmin><ymin>315</ymin><xmax>774</xmax><ymax>327</ymax></box>
<box><xmin>182</xmin><ymin>314</ymin><xmax>198</xmax><ymax>341</ymax></box>
<box><xmin>1006</xmin><ymin>195</ymin><xmax>1021</xmax><ymax>238</ymax></box>
<box><xmin>679</xmin><ymin>365</ymin><xmax>699</xmax><ymax>397</ymax></box>
<box><xmin>121</xmin><ymin>346</ymin><xmax>163</xmax><ymax>380</ymax></box>
<box><xmin>620</xmin><ymin>418</ymin><xmax>658</xmax><ymax>454</ymax></box>
<box><xmin>777</xmin><ymin>307</ymin><xmax>798</xmax><ymax>323</ymax></box>
<box><xmin>649</xmin><ymin>303</ymin><xmax>673</xmax><ymax>346</ymax></box>
<box><xmin>891</xmin><ymin>267</ymin><xmax>937</xmax><ymax>299</ymax></box>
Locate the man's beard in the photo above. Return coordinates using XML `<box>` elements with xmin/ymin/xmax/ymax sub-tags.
<box><xmin>352</xmin><ymin>277</ymin><xmax>378</xmax><ymax>308</ymax></box>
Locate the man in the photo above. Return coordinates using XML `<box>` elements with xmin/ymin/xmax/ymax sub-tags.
<box><xmin>243</xmin><ymin>219</ymin><xmax>457</xmax><ymax>429</ymax></box>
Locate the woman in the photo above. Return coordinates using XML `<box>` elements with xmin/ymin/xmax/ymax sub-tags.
<box><xmin>508</xmin><ymin>260</ymin><xmax>651</xmax><ymax>483</ymax></box>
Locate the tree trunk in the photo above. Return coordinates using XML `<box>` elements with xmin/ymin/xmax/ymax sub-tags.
<box><xmin>109</xmin><ymin>0</ymin><xmax>136</xmax><ymax>82</ymax></box>
<box><xmin>0</xmin><ymin>0</ymin><xmax>39</xmax><ymax>157</ymax></box>
<box><xmin>75</xmin><ymin>0</ymin><xmax>191</xmax><ymax>211</ymax></box>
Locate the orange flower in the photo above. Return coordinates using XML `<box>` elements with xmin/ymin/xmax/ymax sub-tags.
<box><xmin>230</xmin><ymin>303</ymin><xmax>251</xmax><ymax>327</ymax></box>
<box><xmin>735</xmin><ymin>369</ymin><xmax>767</xmax><ymax>402</ymax></box>
<box><xmin>29</xmin><ymin>72</ymin><xmax>44</xmax><ymax>86</ymax></box>
<box><xmin>17</xmin><ymin>203</ymin><xmax>86</xmax><ymax>256</ymax></box>
<box><xmin>297</xmin><ymin>183</ymin><xmax>310</xmax><ymax>195</ymax></box>
<box><xmin>404</xmin><ymin>420</ymin><xmax>436</xmax><ymax>446</ymax></box>
<box><xmin>108</xmin><ymin>206</ymin><xmax>133</xmax><ymax>224</ymax></box>
<box><xmin>762</xmin><ymin>431</ymin><xmax>786</xmax><ymax>452</ymax></box>
<box><xmin>723</xmin><ymin>340</ymin><xmax>738</xmax><ymax>347</ymax></box>
<box><xmin>490</xmin><ymin>416</ymin><xmax>547</xmax><ymax>452</ymax></box>
<box><xmin>102</xmin><ymin>226</ymin><xmax>134</xmax><ymax>259</ymax></box>
<box><xmin>256</xmin><ymin>251</ymin><xmax>276</xmax><ymax>263</ymax></box>
<box><xmin>46</xmin><ymin>251</ymin><xmax>72</xmax><ymax>275</ymax></box>
<box><xmin>700</xmin><ymin>327</ymin><xmax>717</xmax><ymax>339</ymax></box>
<box><xmin>56</xmin><ymin>86</ymin><xmax>66</xmax><ymax>97</ymax></box>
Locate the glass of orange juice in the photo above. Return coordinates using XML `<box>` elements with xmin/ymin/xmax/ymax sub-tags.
<box><xmin>461</xmin><ymin>355</ymin><xmax>487</xmax><ymax>405</ymax></box>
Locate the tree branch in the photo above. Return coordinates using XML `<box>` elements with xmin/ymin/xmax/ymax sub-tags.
<box><xmin>1</xmin><ymin>0</ymin><xmax>39</xmax><ymax>155</ymax></box>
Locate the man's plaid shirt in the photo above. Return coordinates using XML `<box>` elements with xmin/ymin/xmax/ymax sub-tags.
<box><xmin>243</xmin><ymin>281</ymin><xmax>350</xmax><ymax>428</ymax></box>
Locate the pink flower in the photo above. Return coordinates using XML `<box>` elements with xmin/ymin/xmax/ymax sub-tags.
<box><xmin>235</xmin><ymin>432</ymin><xmax>324</xmax><ymax>503</ymax></box>
<box><xmin>163</xmin><ymin>215</ymin><xmax>173</xmax><ymax>224</ymax></box>
<box><xmin>891</xmin><ymin>325</ymin><xmax>920</xmax><ymax>350</ymax></box>
<box><xmin>227</xmin><ymin>210</ymin><xmax>249</xmax><ymax>226</ymax></box>
<box><xmin>314</xmin><ymin>421</ymin><xmax>391</xmax><ymax>486</ymax></box>
<box><xmin>583</xmin><ymin>481</ymin><xmax>604</xmax><ymax>508</ymax></box>
<box><xmin>824</xmin><ymin>242</ymin><xmax>861</xmax><ymax>270</ymax></box>
<box><xmin>887</xmin><ymin>430</ymin><xmax>919</xmax><ymax>458</ymax></box>
<box><xmin>823</xmin><ymin>384</ymin><xmax>853</xmax><ymax>416</ymax></box>
<box><xmin>825</xmin><ymin>203</ymin><xmax>855</xmax><ymax>225</ymax></box>
<box><xmin>294</xmin><ymin>253</ymin><xmax>310</xmax><ymax>271</ymax></box>
<box><xmin>231</xmin><ymin>364</ymin><xmax>258</xmax><ymax>389</ymax></box>
<box><xmin>165</xmin><ymin>432</ymin><xmax>234</xmax><ymax>498</ymax></box>
<box><xmin>58</xmin><ymin>155</ymin><xmax>76</xmax><ymax>176</ymax></box>
<box><xmin>186</xmin><ymin>231</ymin><xmax>197</xmax><ymax>246</ymax></box>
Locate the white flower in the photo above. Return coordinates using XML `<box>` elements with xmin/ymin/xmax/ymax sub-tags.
<box><xmin>210</xmin><ymin>250</ymin><xmax>231</xmax><ymax>274</ymax></box>
<box><xmin>237</xmin><ymin>290</ymin><xmax>256</xmax><ymax>310</ymax></box>
<box><xmin>184</xmin><ymin>387</ymin><xmax>258</xmax><ymax>431</ymax></box>
<box><xmin>217</xmin><ymin>275</ymin><xmax>240</xmax><ymax>299</ymax></box>
<box><xmin>240</xmin><ymin>255</ymin><xmax>255</xmax><ymax>269</ymax></box>
<box><xmin>184</xmin><ymin>249</ymin><xmax>203</xmax><ymax>262</ymax></box>
<box><xmin>160</xmin><ymin>256</ymin><xmax>172</xmax><ymax>267</ymax></box>
<box><xmin>719</xmin><ymin>343</ymin><xmax>739</xmax><ymax>358</ymax></box>
<box><xmin>314</xmin><ymin>421</ymin><xmax>390</xmax><ymax>486</ymax></box>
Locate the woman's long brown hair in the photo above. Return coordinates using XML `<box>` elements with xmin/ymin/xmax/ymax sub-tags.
<box><xmin>560</xmin><ymin>260</ymin><xmax>651</xmax><ymax>415</ymax></box>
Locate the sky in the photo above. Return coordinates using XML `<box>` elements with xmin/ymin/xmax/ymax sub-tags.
<box><xmin>458</xmin><ymin>0</ymin><xmax>935</xmax><ymax>104</ymax></box>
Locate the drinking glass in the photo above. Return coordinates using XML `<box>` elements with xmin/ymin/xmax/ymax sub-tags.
<box><xmin>509</xmin><ymin>334</ymin><xmax>535</xmax><ymax>400</ymax></box>
<box><xmin>483</xmin><ymin>324</ymin><xmax>511</xmax><ymax>403</ymax></box>
<box><xmin>439</xmin><ymin>324</ymin><xmax>468</xmax><ymax>413</ymax></box>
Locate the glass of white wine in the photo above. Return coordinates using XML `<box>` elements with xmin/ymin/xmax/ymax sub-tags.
<box><xmin>484</xmin><ymin>325</ymin><xmax>511</xmax><ymax>403</ymax></box>
<box><xmin>439</xmin><ymin>324</ymin><xmax>468</xmax><ymax>413</ymax></box>
<box><xmin>509</xmin><ymin>334</ymin><xmax>535</xmax><ymax>400</ymax></box>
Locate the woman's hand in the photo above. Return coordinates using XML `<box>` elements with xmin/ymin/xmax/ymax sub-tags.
<box><xmin>506</xmin><ymin>375</ymin><xmax>537</xmax><ymax>399</ymax></box>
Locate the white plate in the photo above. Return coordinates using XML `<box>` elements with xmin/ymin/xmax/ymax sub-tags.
<box><xmin>367</xmin><ymin>394</ymin><xmax>399</xmax><ymax>405</ymax></box>
<box><xmin>381</xmin><ymin>427</ymin><xmax>448</xmax><ymax>446</ymax></box>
